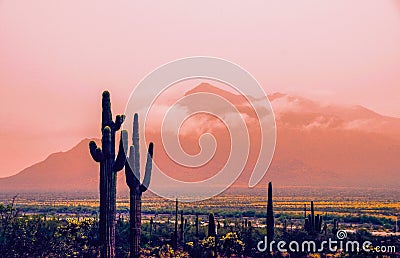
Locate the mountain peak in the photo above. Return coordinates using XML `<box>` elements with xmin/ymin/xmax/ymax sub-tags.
<box><xmin>185</xmin><ymin>82</ymin><xmax>235</xmax><ymax>96</ymax></box>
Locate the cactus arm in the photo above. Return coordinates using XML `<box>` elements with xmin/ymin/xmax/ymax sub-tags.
<box><xmin>113</xmin><ymin>114</ymin><xmax>125</xmax><ymax>131</ymax></box>
<box><xmin>89</xmin><ymin>141</ymin><xmax>104</xmax><ymax>162</ymax></box>
<box><xmin>140</xmin><ymin>142</ymin><xmax>153</xmax><ymax>193</ymax></box>
<box><xmin>102</xmin><ymin>126</ymin><xmax>112</xmax><ymax>157</ymax></box>
<box><xmin>125</xmin><ymin>146</ymin><xmax>135</xmax><ymax>189</ymax></box>
<box><xmin>114</xmin><ymin>130</ymin><xmax>128</xmax><ymax>172</ymax></box>
<box><xmin>133</xmin><ymin>114</ymin><xmax>140</xmax><ymax>180</ymax></box>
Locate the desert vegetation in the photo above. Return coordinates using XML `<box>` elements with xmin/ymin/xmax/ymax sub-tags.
<box><xmin>1</xmin><ymin>189</ymin><xmax>399</xmax><ymax>257</ymax></box>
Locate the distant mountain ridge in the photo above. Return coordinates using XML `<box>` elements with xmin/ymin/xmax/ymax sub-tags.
<box><xmin>1</xmin><ymin>86</ymin><xmax>399</xmax><ymax>193</ymax></box>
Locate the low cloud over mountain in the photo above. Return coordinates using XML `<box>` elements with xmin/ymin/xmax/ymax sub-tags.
<box><xmin>1</xmin><ymin>84</ymin><xmax>399</xmax><ymax>193</ymax></box>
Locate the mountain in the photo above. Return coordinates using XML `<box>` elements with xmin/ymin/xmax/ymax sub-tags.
<box><xmin>1</xmin><ymin>84</ymin><xmax>399</xmax><ymax>193</ymax></box>
<box><xmin>266</xmin><ymin>92</ymin><xmax>400</xmax><ymax>188</ymax></box>
<box><xmin>0</xmin><ymin>139</ymin><xmax>99</xmax><ymax>192</ymax></box>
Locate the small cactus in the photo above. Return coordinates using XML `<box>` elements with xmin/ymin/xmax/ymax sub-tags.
<box><xmin>305</xmin><ymin>201</ymin><xmax>323</xmax><ymax>235</ymax></box>
<box><xmin>208</xmin><ymin>213</ymin><xmax>216</xmax><ymax>237</ymax></box>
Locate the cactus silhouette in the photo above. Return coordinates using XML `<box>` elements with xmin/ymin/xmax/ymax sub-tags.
<box><xmin>305</xmin><ymin>201</ymin><xmax>323</xmax><ymax>235</ymax></box>
<box><xmin>89</xmin><ymin>91</ymin><xmax>127</xmax><ymax>258</ymax></box>
<box><xmin>266</xmin><ymin>182</ymin><xmax>274</xmax><ymax>251</ymax></box>
<box><xmin>180</xmin><ymin>210</ymin><xmax>184</xmax><ymax>242</ymax></box>
<box><xmin>149</xmin><ymin>217</ymin><xmax>153</xmax><ymax>241</ymax></box>
<box><xmin>311</xmin><ymin>201</ymin><xmax>315</xmax><ymax>233</ymax></box>
<box><xmin>208</xmin><ymin>213</ymin><xmax>216</xmax><ymax>237</ymax></box>
<box><xmin>124</xmin><ymin>113</ymin><xmax>153</xmax><ymax>258</ymax></box>
<box><xmin>174</xmin><ymin>198</ymin><xmax>178</xmax><ymax>249</ymax></box>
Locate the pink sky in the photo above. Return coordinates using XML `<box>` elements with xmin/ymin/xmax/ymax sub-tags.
<box><xmin>0</xmin><ymin>1</ymin><xmax>400</xmax><ymax>177</ymax></box>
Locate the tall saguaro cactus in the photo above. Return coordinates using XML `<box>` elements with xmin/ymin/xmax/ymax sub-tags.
<box><xmin>180</xmin><ymin>210</ymin><xmax>184</xmax><ymax>243</ymax></box>
<box><xmin>310</xmin><ymin>201</ymin><xmax>315</xmax><ymax>233</ymax></box>
<box><xmin>174</xmin><ymin>198</ymin><xmax>178</xmax><ymax>249</ymax></box>
<box><xmin>89</xmin><ymin>91</ymin><xmax>127</xmax><ymax>258</ymax></box>
<box><xmin>125</xmin><ymin>113</ymin><xmax>154</xmax><ymax>258</ymax></box>
<box><xmin>266</xmin><ymin>182</ymin><xmax>274</xmax><ymax>250</ymax></box>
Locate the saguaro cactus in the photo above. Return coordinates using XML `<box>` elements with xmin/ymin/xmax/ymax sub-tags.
<box><xmin>180</xmin><ymin>210</ymin><xmax>184</xmax><ymax>242</ymax></box>
<box><xmin>89</xmin><ymin>91</ymin><xmax>127</xmax><ymax>258</ymax></box>
<box><xmin>305</xmin><ymin>201</ymin><xmax>323</xmax><ymax>235</ymax></box>
<box><xmin>208</xmin><ymin>213</ymin><xmax>216</xmax><ymax>237</ymax></box>
<box><xmin>266</xmin><ymin>182</ymin><xmax>274</xmax><ymax>250</ymax></box>
<box><xmin>174</xmin><ymin>198</ymin><xmax>178</xmax><ymax>248</ymax></box>
<box><xmin>125</xmin><ymin>113</ymin><xmax>154</xmax><ymax>258</ymax></box>
<box><xmin>310</xmin><ymin>201</ymin><xmax>315</xmax><ymax>233</ymax></box>
<box><xmin>150</xmin><ymin>217</ymin><xmax>154</xmax><ymax>238</ymax></box>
